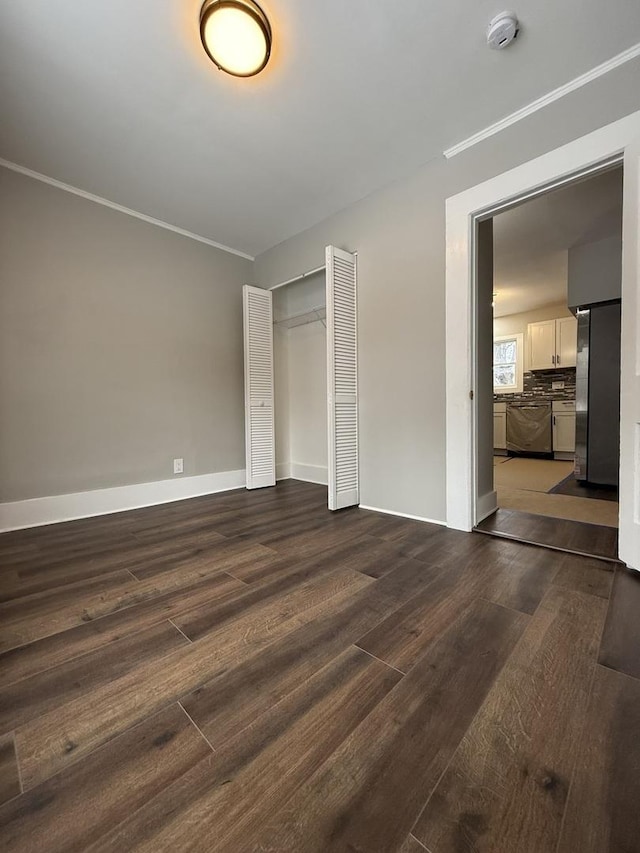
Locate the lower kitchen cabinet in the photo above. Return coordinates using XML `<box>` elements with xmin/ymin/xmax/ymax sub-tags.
<box><xmin>552</xmin><ymin>401</ymin><xmax>576</xmax><ymax>454</ymax></box>
<box><xmin>494</xmin><ymin>400</ymin><xmax>575</xmax><ymax>454</ymax></box>
<box><xmin>494</xmin><ymin>403</ymin><xmax>507</xmax><ymax>451</ymax></box>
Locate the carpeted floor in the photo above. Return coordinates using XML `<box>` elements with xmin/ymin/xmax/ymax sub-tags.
<box><xmin>493</xmin><ymin>456</ymin><xmax>619</xmax><ymax>528</ymax></box>
<box><xmin>495</xmin><ymin>486</ymin><xmax>619</xmax><ymax>527</ymax></box>
<box><xmin>493</xmin><ymin>457</ymin><xmax>574</xmax><ymax>493</ymax></box>
<box><xmin>493</xmin><ymin>455</ymin><xmax>510</xmax><ymax>465</ymax></box>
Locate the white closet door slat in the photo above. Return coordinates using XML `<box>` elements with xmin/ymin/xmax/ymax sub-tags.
<box><xmin>326</xmin><ymin>246</ymin><xmax>359</xmax><ymax>510</ymax></box>
<box><xmin>243</xmin><ymin>285</ymin><xmax>275</xmax><ymax>489</ymax></box>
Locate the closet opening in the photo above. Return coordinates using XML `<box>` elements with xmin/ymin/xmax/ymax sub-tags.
<box><xmin>273</xmin><ymin>268</ymin><xmax>328</xmax><ymax>490</ymax></box>
<box><xmin>243</xmin><ymin>246</ymin><xmax>359</xmax><ymax>511</ymax></box>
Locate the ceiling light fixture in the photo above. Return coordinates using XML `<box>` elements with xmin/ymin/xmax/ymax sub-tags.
<box><xmin>200</xmin><ymin>0</ymin><xmax>272</xmax><ymax>77</ymax></box>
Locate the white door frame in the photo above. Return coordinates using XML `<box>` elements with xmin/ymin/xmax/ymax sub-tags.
<box><xmin>445</xmin><ymin>110</ymin><xmax>640</xmax><ymax>546</ymax></box>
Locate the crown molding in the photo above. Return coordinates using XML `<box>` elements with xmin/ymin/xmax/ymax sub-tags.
<box><xmin>0</xmin><ymin>157</ymin><xmax>254</xmax><ymax>260</ymax></box>
<box><xmin>444</xmin><ymin>42</ymin><xmax>640</xmax><ymax>159</ymax></box>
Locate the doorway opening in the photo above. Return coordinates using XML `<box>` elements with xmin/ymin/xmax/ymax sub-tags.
<box><xmin>445</xmin><ymin>113</ymin><xmax>640</xmax><ymax>571</ymax></box>
<box><xmin>475</xmin><ymin>165</ymin><xmax>622</xmax><ymax>560</ymax></box>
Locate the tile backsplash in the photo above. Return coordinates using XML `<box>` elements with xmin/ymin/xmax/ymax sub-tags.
<box><xmin>494</xmin><ymin>368</ymin><xmax>576</xmax><ymax>403</ymax></box>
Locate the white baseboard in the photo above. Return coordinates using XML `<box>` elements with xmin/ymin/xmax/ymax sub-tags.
<box><xmin>358</xmin><ymin>504</ymin><xmax>446</xmax><ymax>526</ymax></box>
<box><xmin>276</xmin><ymin>462</ymin><xmax>292</xmax><ymax>481</ymax></box>
<box><xmin>0</xmin><ymin>469</ymin><xmax>246</xmax><ymax>533</ymax></box>
<box><xmin>291</xmin><ymin>462</ymin><xmax>328</xmax><ymax>486</ymax></box>
<box><xmin>476</xmin><ymin>490</ymin><xmax>498</xmax><ymax>524</ymax></box>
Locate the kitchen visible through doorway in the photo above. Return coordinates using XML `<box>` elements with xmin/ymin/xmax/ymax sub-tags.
<box><xmin>484</xmin><ymin>164</ymin><xmax>622</xmax><ymax>555</ymax></box>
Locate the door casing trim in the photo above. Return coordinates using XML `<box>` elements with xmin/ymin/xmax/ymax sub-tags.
<box><xmin>445</xmin><ymin>110</ymin><xmax>640</xmax><ymax>541</ymax></box>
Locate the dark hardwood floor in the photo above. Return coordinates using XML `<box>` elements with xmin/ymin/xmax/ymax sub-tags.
<box><xmin>475</xmin><ymin>507</ymin><xmax>619</xmax><ymax>562</ymax></box>
<box><xmin>0</xmin><ymin>479</ymin><xmax>638</xmax><ymax>852</ymax></box>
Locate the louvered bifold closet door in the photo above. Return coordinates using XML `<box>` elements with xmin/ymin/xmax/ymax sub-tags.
<box><xmin>243</xmin><ymin>285</ymin><xmax>275</xmax><ymax>489</ymax></box>
<box><xmin>326</xmin><ymin>246</ymin><xmax>359</xmax><ymax>510</ymax></box>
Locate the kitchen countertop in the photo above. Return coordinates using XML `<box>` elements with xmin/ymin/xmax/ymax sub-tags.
<box><xmin>494</xmin><ymin>394</ymin><xmax>576</xmax><ymax>404</ymax></box>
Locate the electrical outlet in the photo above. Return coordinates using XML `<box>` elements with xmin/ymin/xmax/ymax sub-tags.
<box><xmin>173</xmin><ymin>458</ymin><xmax>184</xmax><ymax>475</ymax></box>
<box><xmin>552</xmin><ymin>381</ymin><xmax>565</xmax><ymax>390</ymax></box>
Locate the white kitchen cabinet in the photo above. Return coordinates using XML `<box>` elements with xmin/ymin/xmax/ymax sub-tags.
<box><xmin>552</xmin><ymin>401</ymin><xmax>576</xmax><ymax>453</ymax></box>
<box><xmin>528</xmin><ymin>316</ymin><xmax>577</xmax><ymax>370</ymax></box>
<box><xmin>553</xmin><ymin>414</ymin><xmax>576</xmax><ymax>452</ymax></box>
<box><xmin>556</xmin><ymin>316</ymin><xmax>578</xmax><ymax>368</ymax></box>
<box><xmin>529</xmin><ymin>319</ymin><xmax>556</xmax><ymax>370</ymax></box>
<box><xmin>493</xmin><ymin>403</ymin><xmax>507</xmax><ymax>450</ymax></box>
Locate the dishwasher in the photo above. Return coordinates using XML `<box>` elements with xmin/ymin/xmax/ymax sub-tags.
<box><xmin>506</xmin><ymin>402</ymin><xmax>552</xmax><ymax>455</ymax></box>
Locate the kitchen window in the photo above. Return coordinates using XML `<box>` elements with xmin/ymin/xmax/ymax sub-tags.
<box><xmin>494</xmin><ymin>333</ymin><xmax>524</xmax><ymax>394</ymax></box>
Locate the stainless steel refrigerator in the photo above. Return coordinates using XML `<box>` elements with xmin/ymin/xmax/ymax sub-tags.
<box><xmin>574</xmin><ymin>302</ymin><xmax>621</xmax><ymax>487</ymax></box>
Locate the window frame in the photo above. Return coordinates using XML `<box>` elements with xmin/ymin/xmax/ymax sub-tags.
<box><xmin>493</xmin><ymin>332</ymin><xmax>524</xmax><ymax>395</ymax></box>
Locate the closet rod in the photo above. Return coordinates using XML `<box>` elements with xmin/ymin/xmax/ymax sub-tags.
<box><xmin>268</xmin><ymin>264</ymin><xmax>325</xmax><ymax>291</ymax></box>
<box><xmin>267</xmin><ymin>251</ymin><xmax>358</xmax><ymax>292</ymax></box>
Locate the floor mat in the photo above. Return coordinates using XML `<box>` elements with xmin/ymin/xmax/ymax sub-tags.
<box><xmin>550</xmin><ymin>473</ymin><xmax>618</xmax><ymax>502</ymax></box>
<box><xmin>494</xmin><ymin>457</ymin><xmax>574</xmax><ymax>493</ymax></box>
<box><xmin>496</xmin><ymin>486</ymin><xmax>619</xmax><ymax>527</ymax></box>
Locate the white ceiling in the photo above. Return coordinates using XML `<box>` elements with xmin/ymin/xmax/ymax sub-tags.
<box><xmin>493</xmin><ymin>167</ymin><xmax>623</xmax><ymax>317</ymax></box>
<box><xmin>1</xmin><ymin>1</ymin><xmax>639</xmax><ymax>257</ymax></box>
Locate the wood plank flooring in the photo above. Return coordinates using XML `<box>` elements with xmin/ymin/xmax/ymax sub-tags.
<box><xmin>0</xmin><ymin>479</ymin><xmax>637</xmax><ymax>852</ymax></box>
<box><xmin>476</xmin><ymin>507</ymin><xmax>619</xmax><ymax>561</ymax></box>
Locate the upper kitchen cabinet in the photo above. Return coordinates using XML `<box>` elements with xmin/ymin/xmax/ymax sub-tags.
<box><xmin>556</xmin><ymin>316</ymin><xmax>578</xmax><ymax>369</ymax></box>
<box><xmin>529</xmin><ymin>319</ymin><xmax>556</xmax><ymax>370</ymax></box>
<box><xmin>528</xmin><ymin>316</ymin><xmax>577</xmax><ymax>370</ymax></box>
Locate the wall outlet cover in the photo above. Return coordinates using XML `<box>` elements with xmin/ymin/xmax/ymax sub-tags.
<box><xmin>552</xmin><ymin>381</ymin><xmax>565</xmax><ymax>390</ymax></box>
<box><xmin>173</xmin><ymin>458</ymin><xmax>184</xmax><ymax>474</ymax></box>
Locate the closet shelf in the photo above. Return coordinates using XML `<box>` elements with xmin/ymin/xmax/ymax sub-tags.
<box><xmin>274</xmin><ymin>305</ymin><xmax>326</xmax><ymax>329</ymax></box>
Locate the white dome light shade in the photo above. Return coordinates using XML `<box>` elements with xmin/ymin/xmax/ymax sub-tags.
<box><xmin>200</xmin><ymin>0</ymin><xmax>271</xmax><ymax>77</ymax></box>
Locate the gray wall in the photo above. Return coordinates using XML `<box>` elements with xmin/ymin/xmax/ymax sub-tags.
<box><xmin>568</xmin><ymin>234</ymin><xmax>622</xmax><ymax>308</ymax></box>
<box><xmin>254</xmin><ymin>60</ymin><xmax>640</xmax><ymax>522</ymax></box>
<box><xmin>0</xmin><ymin>167</ymin><xmax>253</xmax><ymax>501</ymax></box>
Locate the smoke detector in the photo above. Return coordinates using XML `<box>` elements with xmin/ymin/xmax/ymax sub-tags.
<box><xmin>487</xmin><ymin>11</ymin><xmax>519</xmax><ymax>50</ymax></box>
